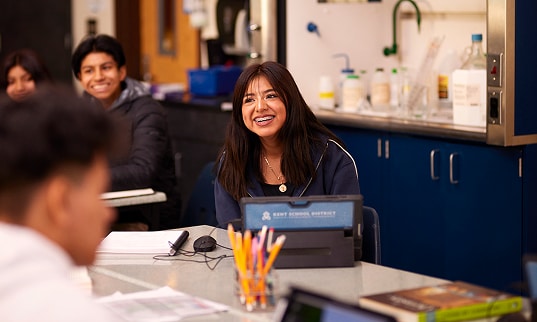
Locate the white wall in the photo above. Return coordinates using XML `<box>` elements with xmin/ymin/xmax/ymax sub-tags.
<box><xmin>71</xmin><ymin>0</ymin><xmax>116</xmax><ymax>44</ymax></box>
<box><xmin>286</xmin><ymin>0</ymin><xmax>486</xmax><ymax>107</ymax></box>
<box><xmin>71</xmin><ymin>0</ymin><xmax>116</xmax><ymax>91</ymax></box>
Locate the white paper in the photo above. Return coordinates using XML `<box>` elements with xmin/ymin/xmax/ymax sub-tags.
<box><xmin>97</xmin><ymin>286</ymin><xmax>228</xmax><ymax>321</ymax></box>
<box><xmin>97</xmin><ymin>231</ymin><xmax>186</xmax><ymax>254</ymax></box>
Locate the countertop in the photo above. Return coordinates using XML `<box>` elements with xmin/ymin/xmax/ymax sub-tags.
<box><xmin>313</xmin><ymin>108</ymin><xmax>487</xmax><ymax>143</ymax></box>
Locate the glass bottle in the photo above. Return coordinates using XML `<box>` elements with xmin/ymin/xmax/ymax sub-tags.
<box><xmin>462</xmin><ymin>34</ymin><xmax>486</xmax><ymax>70</ymax></box>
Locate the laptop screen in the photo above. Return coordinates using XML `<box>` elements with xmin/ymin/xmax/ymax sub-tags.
<box><xmin>276</xmin><ymin>287</ymin><xmax>397</xmax><ymax>322</ymax></box>
<box><xmin>240</xmin><ymin>195</ymin><xmax>362</xmax><ymax>232</ymax></box>
<box><xmin>526</xmin><ymin>255</ymin><xmax>537</xmax><ymax>300</ymax></box>
<box><xmin>524</xmin><ymin>255</ymin><xmax>537</xmax><ymax>322</ymax></box>
<box><xmin>240</xmin><ymin>195</ymin><xmax>364</xmax><ymax>266</ymax></box>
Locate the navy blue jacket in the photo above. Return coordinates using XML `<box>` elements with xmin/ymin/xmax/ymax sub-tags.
<box><xmin>214</xmin><ymin>135</ymin><xmax>360</xmax><ymax>227</ymax></box>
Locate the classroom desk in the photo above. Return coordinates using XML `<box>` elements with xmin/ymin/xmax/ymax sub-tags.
<box><xmin>88</xmin><ymin>225</ymin><xmax>453</xmax><ymax>321</ymax></box>
<box><xmin>103</xmin><ymin>191</ymin><xmax>167</xmax><ymax>230</ymax></box>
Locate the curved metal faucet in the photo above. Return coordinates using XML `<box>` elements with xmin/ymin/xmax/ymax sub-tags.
<box><xmin>383</xmin><ymin>0</ymin><xmax>421</xmax><ymax>57</ymax></box>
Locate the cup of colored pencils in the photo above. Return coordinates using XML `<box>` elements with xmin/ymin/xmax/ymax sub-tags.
<box><xmin>228</xmin><ymin>224</ymin><xmax>285</xmax><ymax>311</ymax></box>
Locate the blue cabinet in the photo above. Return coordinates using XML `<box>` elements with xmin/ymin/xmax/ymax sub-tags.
<box><xmin>330</xmin><ymin>126</ymin><xmax>523</xmax><ymax>291</ymax></box>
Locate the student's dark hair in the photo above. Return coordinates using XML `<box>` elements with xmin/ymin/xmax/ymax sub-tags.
<box><xmin>216</xmin><ymin>61</ymin><xmax>343</xmax><ymax>200</ymax></box>
<box><xmin>71</xmin><ymin>34</ymin><xmax>126</xmax><ymax>78</ymax></box>
<box><xmin>0</xmin><ymin>85</ymin><xmax>117</xmax><ymax>218</ymax></box>
<box><xmin>0</xmin><ymin>49</ymin><xmax>51</xmax><ymax>89</ymax></box>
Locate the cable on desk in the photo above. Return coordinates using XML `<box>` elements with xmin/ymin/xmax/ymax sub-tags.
<box><xmin>152</xmin><ymin>249</ymin><xmax>233</xmax><ymax>270</ymax></box>
<box><xmin>153</xmin><ymin>226</ymin><xmax>234</xmax><ymax>269</ymax></box>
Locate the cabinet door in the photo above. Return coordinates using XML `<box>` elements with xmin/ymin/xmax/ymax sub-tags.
<box><xmin>385</xmin><ymin>135</ymin><xmax>522</xmax><ymax>291</ymax></box>
<box><xmin>329</xmin><ymin>127</ymin><xmax>386</xmax><ymax>214</ymax></box>
<box><xmin>441</xmin><ymin>142</ymin><xmax>522</xmax><ymax>291</ymax></box>
<box><xmin>382</xmin><ymin>135</ymin><xmax>447</xmax><ymax>276</ymax></box>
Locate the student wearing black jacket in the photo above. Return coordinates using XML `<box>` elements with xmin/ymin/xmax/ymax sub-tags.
<box><xmin>72</xmin><ymin>34</ymin><xmax>180</xmax><ymax>230</ymax></box>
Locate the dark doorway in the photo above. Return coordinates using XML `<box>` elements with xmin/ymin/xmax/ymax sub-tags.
<box><xmin>115</xmin><ymin>0</ymin><xmax>141</xmax><ymax>80</ymax></box>
<box><xmin>0</xmin><ymin>0</ymin><xmax>72</xmax><ymax>85</ymax></box>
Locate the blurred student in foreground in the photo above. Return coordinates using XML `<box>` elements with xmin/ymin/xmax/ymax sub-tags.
<box><xmin>0</xmin><ymin>87</ymin><xmax>121</xmax><ymax>321</ymax></box>
<box><xmin>0</xmin><ymin>49</ymin><xmax>51</xmax><ymax>101</ymax></box>
<box><xmin>214</xmin><ymin>61</ymin><xmax>360</xmax><ymax>227</ymax></box>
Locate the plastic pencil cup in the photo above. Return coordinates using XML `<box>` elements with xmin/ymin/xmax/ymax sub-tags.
<box><xmin>233</xmin><ymin>265</ymin><xmax>277</xmax><ymax>311</ymax></box>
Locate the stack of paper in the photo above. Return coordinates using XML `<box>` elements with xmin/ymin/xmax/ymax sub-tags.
<box><xmin>97</xmin><ymin>231</ymin><xmax>187</xmax><ymax>254</ymax></box>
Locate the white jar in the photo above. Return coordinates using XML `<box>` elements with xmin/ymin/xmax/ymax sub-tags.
<box><xmin>370</xmin><ymin>68</ymin><xmax>390</xmax><ymax>110</ymax></box>
<box><xmin>341</xmin><ymin>74</ymin><xmax>364</xmax><ymax>112</ymax></box>
<box><xmin>318</xmin><ymin>76</ymin><xmax>335</xmax><ymax>110</ymax></box>
<box><xmin>452</xmin><ymin>69</ymin><xmax>487</xmax><ymax>127</ymax></box>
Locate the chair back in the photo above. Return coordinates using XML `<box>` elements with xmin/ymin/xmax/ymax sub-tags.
<box><xmin>361</xmin><ymin>206</ymin><xmax>381</xmax><ymax>264</ymax></box>
<box><xmin>181</xmin><ymin>162</ymin><xmax>218</xmax><ymax>227</ymax></box>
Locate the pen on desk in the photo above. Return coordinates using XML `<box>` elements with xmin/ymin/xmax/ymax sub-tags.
<box><xmin>168</xmin><ymin>231</ymin><xmax>189</xmax><ymax>256</ymax></box>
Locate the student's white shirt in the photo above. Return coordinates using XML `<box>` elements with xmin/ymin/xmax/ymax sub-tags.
<box><xmin>0</xmin><ymin>223</ymin><xmax>121</xmax><ymax>322</ymax></box>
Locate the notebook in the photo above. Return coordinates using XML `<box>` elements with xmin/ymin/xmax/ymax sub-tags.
<box><xmin>240</xmin><ymin>195</ymin><xmax>363</xmax><ymax>267</ymax></box>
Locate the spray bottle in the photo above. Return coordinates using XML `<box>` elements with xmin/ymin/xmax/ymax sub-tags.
<box><xmin>333</xmin><ymin>53</ymin><xmax>355</xmax><ymax>108</ymax></box>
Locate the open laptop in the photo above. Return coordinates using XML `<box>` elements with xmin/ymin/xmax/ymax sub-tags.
<box><xmin>240</xmin><ymin>195</ymin><xmax>363</xmax><ymax>268</ymax></box>
<box><xmin>274</xmin><ymin>287</ymin><xmax>397</xmax><ymax>322</ymax></box>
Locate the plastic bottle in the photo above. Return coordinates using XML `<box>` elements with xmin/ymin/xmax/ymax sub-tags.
<box><xmin>461</xmin><ymin>34</ymin><xmax>486</xmax><ymax>70</ymax></box>
<box><xmin>437</xmin><ymin>49</ymin><xmax>462</xmax><ymax>109</ymax></box>
<box><xmin>370</xmin><ymin>68</ymin><xmax>390</xmax><ymax>111</ymax></box>
<box><xmin>452</xmin><ymin>34</ymin><xmax>487</xmax><ymax>127</ymax></box>
<box><xmin>333</xmin><ymin>53</ymin><xmax>355</xmax><ymax>108</ymax></box>
<box><xmin>341</xmin><ymin>74</ymin><xmax>365</xmax><ymax>113</ymax></box>
<box><xmin>318</xmin><ymin>75</ymin><xmax>335</xmax><ymax>110</ymax></box>
<box><xmin>389</xmin><ymin>68</ymin><xmax>400</xmax><ymax>109</ymax></box>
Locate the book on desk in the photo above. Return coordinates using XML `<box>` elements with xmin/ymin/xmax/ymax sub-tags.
<box><xmin>358</xmin><ymin>281</ymin><xmax>523</xmax><ymax>322</ymax></box>
<box><xmin>101</xmin><ymin>188</ymin><xmax>156</xmax><ymax>200</ymax></box>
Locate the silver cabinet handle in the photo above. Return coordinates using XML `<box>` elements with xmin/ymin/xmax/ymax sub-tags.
<box><xmin>384</xmin><ymin>139</ymin><xmax>390</xmax><ymax>159</ymax></box>
<box><xmin>430</xmin><ymin>149</ymin><xmax>440</xmax><ymax>180</ymax></box>
<box><xmin>449</xmin><ymin>152</ymin><xmax>459</xmax><ymax>184</ymax></box>
<box><xmin>377</xmin><ymin>138</ymin><xmax>382</xmax><ymax>158</ymax></box>
<box><xmin>519</xmin><ymin>157</ymin><xmax>522</xmax><ymax>178</ymax></box>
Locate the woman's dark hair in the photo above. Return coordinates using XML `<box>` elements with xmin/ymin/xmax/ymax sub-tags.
<box><xmin>216</xmin><ymin>61</ymin><xmax>343</xmax><ymax>200</ymax></box>
<box><xmin>71</xmin><ymin>34</ymin><xmax>126</xmax><ymax>78</ymax></box>
<box><xmin>0</xmin><ymin>49</ymin><xmax>51</xmax><ymax>89</ymax></box>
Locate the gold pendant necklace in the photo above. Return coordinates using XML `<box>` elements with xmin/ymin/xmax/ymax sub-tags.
<box><xmin>263</xmin><ymin>154</ymin><xmax>287</xmax><ymax>193</ymax></box>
